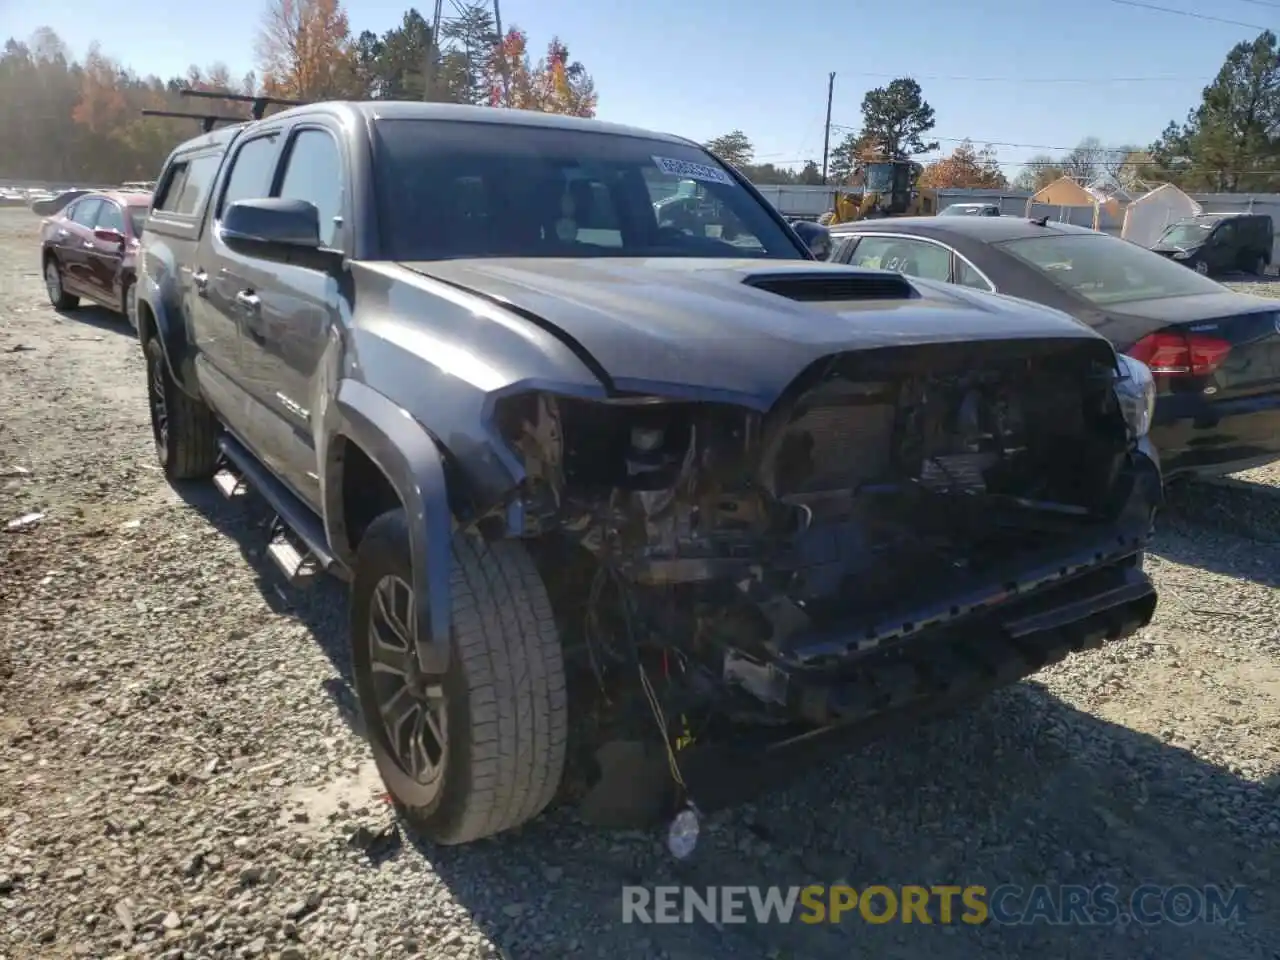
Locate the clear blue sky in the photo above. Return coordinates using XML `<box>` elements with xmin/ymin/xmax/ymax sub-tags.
<box><xmin>2</xmin><ymin>0</ymin><xmax>1273</xmax><ymax>175</ymax></box>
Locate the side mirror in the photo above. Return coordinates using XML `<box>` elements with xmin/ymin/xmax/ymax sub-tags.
<box><xmin>220</xmin><ymin>198</ymin><xmax>343</xmax><ymax>272</ymax></box>
<box><xmin>791</xmin><ymin>219</ymin><xmax>832</xmax><ymax>261</ymax></box>
<box><xmin>94</xmin><ymin>228</ymin><xmax>125</xmax><ymax>245</ymax></box>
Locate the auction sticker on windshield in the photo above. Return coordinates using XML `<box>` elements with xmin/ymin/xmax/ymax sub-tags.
<box><xmin>652</xmin><ymin>156</ymin><xmax>736</xmax><ymax>185</ymax></box>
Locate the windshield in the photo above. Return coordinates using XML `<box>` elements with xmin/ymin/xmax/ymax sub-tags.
<box><xmin>1157</xmin><ymin>221</ymin><xmax>1214</xmax><ymax>247</ymax></box>
<box><xmin>128</xmin><ymin>207</ymin><xmax>146</xmax><ymax>237</ymax></box>
<box><xmin>941</xmin><ymin>204</ymin><xmax>994</xmax><ymax>217</ymax></box>
<box><xmin>999</xmin><ymin>233</ymin><xmax>1225</xmax><ymax>305</ymax></box>
<box><xmin>372</xmin><ymin>120</ymin><xmax>805</xmax><ymax>261</ymax></box>
<box><xmin>863</xmin><ymin>164</ymin><xmax>895</xmax><ymax>193</ymax></box>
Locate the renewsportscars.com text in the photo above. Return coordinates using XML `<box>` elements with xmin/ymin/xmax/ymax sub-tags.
<box><xmin>621</xmin><ymin>884</ymin><xmax>1249</xmax><ymax>926</ymax></box>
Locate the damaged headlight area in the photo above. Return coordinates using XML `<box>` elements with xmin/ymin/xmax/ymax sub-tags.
<box><xmin>1113</xmin><ymin>353</ymin><xmax>1156</xmax><ymax>439</ymax></box>
<box><xmin>489</xmin><ymin>339</ymin><xmax>1158</xmax><ymax>809</ymax></box>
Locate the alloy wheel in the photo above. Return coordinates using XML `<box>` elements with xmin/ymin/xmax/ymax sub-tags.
<box><xmin>1194</xmin><ymin>261</ymin><xmax>1209</xmax><ymax>275</ymax></box>
<box><xmin>368</xmin><ymin>574</ymin><xmax>448</xmax><ymax>791</ymax></box>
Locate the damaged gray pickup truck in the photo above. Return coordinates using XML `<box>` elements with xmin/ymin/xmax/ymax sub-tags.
<box><xmin>135</xmin><ymin>101</ymin><xmax>1161</xmax><ymax>847</ymax></box>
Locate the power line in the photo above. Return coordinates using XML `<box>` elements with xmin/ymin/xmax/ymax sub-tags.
<box><xmin>1107</xmin><ymin>0</ymin><xmax>1267</xmax><ymax>30</ymax></box>
<box><xmin>831</xmin><ymin>70</ymin><xmax>1212</xmax><ymax>84</ymax></box>
<box><xmin>827</xmin><ymin>126</ymin><xmax>1141</xmax><ymax>154</ymax></box>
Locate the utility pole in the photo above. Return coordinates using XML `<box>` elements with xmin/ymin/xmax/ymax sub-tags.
<box><xmin>426</xmin><ymin>0</ymin><xmax>445</xmax><ymax>101</ymax></box>
<box><xmin>821</xmin><ymin>72</ymin><xmax>835</xmax><ymax>185</ymax></box>
<box><xmin>493</xmin><ymin>0</ymin><xmax>510</xmax><ymax>104</ymax></box>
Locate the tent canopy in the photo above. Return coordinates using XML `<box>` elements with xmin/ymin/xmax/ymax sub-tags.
<box><xmin>1028</xmin><ymin>177</ymin><xmax>1123</xmax><ymax>217</ymax></box>
<box><xmin>1120</xmin><ymin>183</ymin><xmax>1202</xmax><ymax>248</ymax></box>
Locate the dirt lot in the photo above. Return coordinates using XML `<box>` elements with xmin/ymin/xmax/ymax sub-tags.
<box><xmin>2</xmin><ymin>206</ymin><xmax>1279</xmax><ymax>960</ymax></box>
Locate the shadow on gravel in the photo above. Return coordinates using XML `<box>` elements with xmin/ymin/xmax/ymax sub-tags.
<box><xmin>53</xmin><ymin>303</ymin><xmax>133</xmax><ymax>337</ymax></box>
<box><xmin>408</xmin><ymin>684</ymin><xmax>1280</xmax><ymax>960</ymax></box>
<box><xmin>170</xmin><ymin>476</ymin><xmax>1280</xmax><ymax>960</ymax></box>
<box><xmin>1153</xmin><ymin>479</ymin><xmax>1280</xmax><ymax>587</ymax></box>
<box><xmin>169</xmin><ymin>481</ymin><xmax>364</xmax><ymax>732</ymax></box>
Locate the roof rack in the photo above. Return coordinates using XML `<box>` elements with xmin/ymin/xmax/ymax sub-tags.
<box><xmin>139</xmin><ymin>109</ymin><xmax>247</xmax><ymax>133</ymax></box>
<box><xmin>140</xmin><ymin>89</ymin><xmax>312</xmax><ymax>132</ymax></box>
<box><xmin>180</xmin><ymin>88</ymin><xmax>309</xmax><ymax>121</ymax></box>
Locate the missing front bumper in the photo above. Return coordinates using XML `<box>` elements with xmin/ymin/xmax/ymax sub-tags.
<box><xmin>680</xmin><ymin>562</ymin><xmax>1156</xmax><ymax>813</ymax></box>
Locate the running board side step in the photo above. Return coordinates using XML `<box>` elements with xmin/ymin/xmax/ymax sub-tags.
<box><xmin>215</xmin><ymin>435</ymin><xmax>347</xmax><ymax>586</ymax></box>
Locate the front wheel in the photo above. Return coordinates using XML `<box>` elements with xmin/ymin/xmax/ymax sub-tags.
<box><xmin>1194</xmin><ymin>261</ymin><xmax>1209</xmax><ymax>276</ymax></box>
<box><xmin>143</xmin><ymin>337</ymin><xmax>220</xmax><ymax>480</ymax></box>
<box><xmin>350</xmin><ymin>511</ymin><xmax>567</xmax><ymax>845</ymax></box>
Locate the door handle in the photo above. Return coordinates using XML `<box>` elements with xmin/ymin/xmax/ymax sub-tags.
<box><xmin>235</xmin><ymin>290</ymin><xmax>261</xmax><ymax>312</ymax></box>
<box><xmin>82</xmin><ymin>241</ymin><xmax>96</xmax><ymax>249</ymax></box>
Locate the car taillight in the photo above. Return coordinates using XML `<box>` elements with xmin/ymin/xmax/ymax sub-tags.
<box><xmin>1127</xmin><ymin>331</ymin><xmax>1232</xmax><ymax>377</ymax></box>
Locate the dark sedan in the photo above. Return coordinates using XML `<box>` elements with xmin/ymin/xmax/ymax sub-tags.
<box><xmin>828</xmin><ymin>216</ymin><xmax>1280</xmax><ymax>478</ymax></box>
<box><xmin>40</xmin><ymin>190</ymin><xmax>152</xmax><ymax>330</ymax></box>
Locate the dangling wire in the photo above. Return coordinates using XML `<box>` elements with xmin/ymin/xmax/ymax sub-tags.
<box><xmin>612</xmin><ymin>568</ymin><xmax>686</xmax><ymax>790</ymax></box>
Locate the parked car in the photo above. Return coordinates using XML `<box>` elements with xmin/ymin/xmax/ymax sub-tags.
<box><xmin>136</xmin><ymin>102</ymin><xmax>1160</xmax><ymax>844</ymax></box>
<box><xmin>1150</xmin><ymin>212</ymin><xmax>1273</xmax><ymax>277</ymax></box>
<box><xmin>939</xmin><ymin>202</ymin><xmax>1002</xmax><ymax>217</ymax></box>
<box><xmin>40</xmin><ymin>190</ymin><xmax>151</xmax><ymax>328</ymax></box>
<box><xmin>829</xmin><ymin>216</ymin><xmax>1280</xmax><ymax>478</ymax></box>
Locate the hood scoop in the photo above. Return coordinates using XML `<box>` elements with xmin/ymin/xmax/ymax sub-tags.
<box><xmin>744</xmin><ymin>271</ymin><xmax>917</xmax><ymax>302</ymax></box>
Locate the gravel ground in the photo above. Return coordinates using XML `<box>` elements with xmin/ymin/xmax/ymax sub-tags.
<box><xmin>2</xmin><ymin>206</ymin><xmax>1279</xmax><ymax>960</ymax></box>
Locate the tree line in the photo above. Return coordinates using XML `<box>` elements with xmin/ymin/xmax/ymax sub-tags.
<box><xmin>0</xmin><ymin>0</ymin><xmax>596</xmax><ymax>184</ymax></box>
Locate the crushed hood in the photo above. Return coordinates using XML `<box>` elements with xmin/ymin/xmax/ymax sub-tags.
<box><xmin>399</xmin><ymin>257</ymin><xmax>1107</xmax><ymax>405</ymax></box>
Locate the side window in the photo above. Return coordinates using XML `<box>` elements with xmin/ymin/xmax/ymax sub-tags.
<box><xmin>95</xmin><ymin>202</ymin><xmax>124</xmax><ymax>233</ymax></box>
<box><xmin>276</xmin><ymin>129</ymin><xmax>344</xmax><ymax>248</ymax></box>
<box><xmin>830</xmin><ymin>237</ymin><xmax>855</xmax><ymax>264</ymax></box>
<box><xmin>172</xmin><ymin>155</ymin><xmax>222</xmax><ymax>216</ymax></box>
<box><xmin>69</xmin><ymin>198</ymin><xmax>103</xmax><ymax>227</ymax></box>
<box><xmin>219</xmin><ymin>135</ymin><xmax>280</xmax><ymax>218</ymax></box>
<box><xmin>153</xmin><ymin>161</ymin><xmax>189</xmax><ymax>212</ymax></box>
<box><xmin>849</xmin><ymin>236</ymin><xmax>950</xmax><ymax>282</ymax></box>
<box><xmin>954</xmin><ymin>257</ymin><xmax>993</xmax><ymax>291</ymax></box>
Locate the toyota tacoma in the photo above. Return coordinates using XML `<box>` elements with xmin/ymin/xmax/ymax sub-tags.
<box><xmin>134</xmin><ymin>101</ymin><xmax>1161</xmax><ymax>845</ymax></box>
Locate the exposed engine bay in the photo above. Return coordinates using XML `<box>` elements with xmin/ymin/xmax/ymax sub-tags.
<box><xmin>493</xmin><ymin>338</ymin><xmax>1156</xmax><ymax>805</ymax></box>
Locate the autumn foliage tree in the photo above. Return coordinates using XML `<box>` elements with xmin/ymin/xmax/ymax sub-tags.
<box><xmin>0</xmin><ymin>14</ymin><xmax>601</xmax><ymax>186</ymax></box>
<box><xmin>918</xmin><ymin>140</ymin><xmax>1007</xmax><ymax>189</ymax></box>
<box><xmin>489</xmin><ymin>28</ymin><xmax>596</xmax><ymax>117</ymax></box>
<box><xmin>256</xmin><ymin>0</ymin><xmax>362</xmax><ymax>99</ymax></box>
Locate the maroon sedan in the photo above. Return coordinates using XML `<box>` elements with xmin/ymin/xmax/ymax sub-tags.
<box><xmin>41</xmin><ymin>191</ymin><xmax>151</xmax><ymax>329</ymax></box>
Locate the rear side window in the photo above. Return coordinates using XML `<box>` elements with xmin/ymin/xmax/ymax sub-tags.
<box><xmin>95</xmin><ymin>202</ymin><xmax>125</xmax><ymax>233</ymax></box>
<box><xmin>153</xmin><ymin>161</ymin><xmax>188</xmax><ymax>211</ymax></box>
<box><xmin>154</xmin><ymin>153</ymin><xmax>221</xmax><ymax>216</ymax></box>
<box><xmin>69</xmin><ymin>198</ymin><xmax>103</xmax><ymax>227</ymax></box>
<box><xmin>219</xmin><ymin>135</ymin><xmax>280</xmax><ymax>217</ymax></box>
<box><xmin>954</xmin><ymin>258</ymin><xmax>993</xmax><ymax>291</ymax></box>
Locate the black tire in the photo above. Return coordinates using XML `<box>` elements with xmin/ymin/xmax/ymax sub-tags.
<box><xmin>350</xmin><ymin>511</ymin><xmax>568</xmax><ymax>845</ymax></box>
<box><xmin>143</xmin><ymin>336</ymin><xmax>220</xmax><ymax>480</ymax></box>
<box><xmin>123</xmin><ymin>279</ymin><xmax>138</xmax><ymax>330</ymax></box>
<box><xmin>44</xmin><ymin>256</ymin><xmax>78</xmax><ymax>310</ymax></box>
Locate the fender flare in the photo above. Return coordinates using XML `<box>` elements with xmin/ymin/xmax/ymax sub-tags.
<box><xmin>325</xmin><ymin>379</ymin><xmax>453</xmax><ymax>675</ymax></box>
<box><xmin>138</xmin><ymin>276</ymin><xmax>198</xmax><ymax>396</ymax></box>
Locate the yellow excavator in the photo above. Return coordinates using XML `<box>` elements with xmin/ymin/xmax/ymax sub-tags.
<box><xmin>819</xmin><ymin>159</ymin><xmax>938</xmax><ymax>225</ymax></box>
